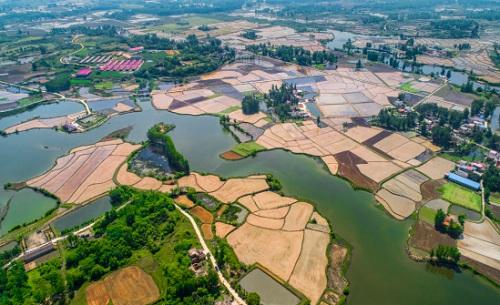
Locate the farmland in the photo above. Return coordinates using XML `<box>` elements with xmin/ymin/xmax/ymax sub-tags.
<box><xmin>439</xmin><ymin>183</ymin><xmax>482</xmax><ymax>212</ymax></box>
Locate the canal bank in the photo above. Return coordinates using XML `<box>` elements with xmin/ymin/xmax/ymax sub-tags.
<box><xmin>0</xmin><ymin>101</ymin><xmax>498</xmax><ymax>305</ymax></box>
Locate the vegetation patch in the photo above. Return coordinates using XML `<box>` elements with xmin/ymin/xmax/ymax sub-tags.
<box><xmin>439</xmin><ymin>183</ymin><xmax>482</xmax><ymax>212</ymax></box>
<box><xmin>231</xmin><ymin>141</ymin><xmax>266</xmax><ymax>157</ymax></box>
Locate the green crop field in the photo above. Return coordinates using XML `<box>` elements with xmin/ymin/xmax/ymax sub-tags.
<box><xmin>439</xmin><ymin>182</ymin><xmax>482</xmax><ymax>212</ymax></box>
<box><xmin>231</xmin><ymin>141</ymin><xmax>266</xmax><ymax>157</ymax></box>
<box><xmin>418</xmin><ymin>206</ymin><xmax>437</xmax><ymax>224</ymax></box>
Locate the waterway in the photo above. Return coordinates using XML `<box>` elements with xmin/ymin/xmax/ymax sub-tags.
<box><xmin>0</xmin><ymin>101</ymin><xmax>498</xmax><ymax>304</ymax></box>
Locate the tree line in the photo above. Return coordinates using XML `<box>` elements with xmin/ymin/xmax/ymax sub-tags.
<box><xmin>246</xmin><ymin>44</ymin><xmax>337</xmax><ymax>66</ymax></box>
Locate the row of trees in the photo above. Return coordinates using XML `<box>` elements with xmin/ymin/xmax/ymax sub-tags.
<box><xmin>376</xmin><ymin>108</ymin><xmax>418</xmax><ymax>131</ymax></box>
<box><xmin>147</xmin><ymin>123</ymin><xmax>190</xmax><ymax>175</ymax></box>
<box><xmin>246</xmin><ymin>44</ymin><xmax>337</xmax><ymax>66</ymax></box>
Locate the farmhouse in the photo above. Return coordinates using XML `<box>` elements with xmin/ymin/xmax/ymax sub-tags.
<box><xmin>445</xmin><ymin>172</ymin><xmax>481</xmax><ymax>191</ymax></box>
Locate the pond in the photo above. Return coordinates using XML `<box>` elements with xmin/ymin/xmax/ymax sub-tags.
<box><xmin>51</xmin><ymin>196</ymin><xmax>113</xmax><ymax>233</ymax></box>
<box><xmin>0</xmin><ymin>101</ymin><xmax>498</xmax><ymax>305</ymax></box>
<box><xmin>239</xmin><ymin>268</ymin><xmax>300</xmax><ymax>305</ymax></box>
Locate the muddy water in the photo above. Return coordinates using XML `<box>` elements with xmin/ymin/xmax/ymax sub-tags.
<box><xmin>0</xmin><ymin>101</ymin><xmax>498</xmax><ymax>304</ymax></box>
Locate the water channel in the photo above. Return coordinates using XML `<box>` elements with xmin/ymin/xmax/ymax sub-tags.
<box><xmin>0</xmin><ymin>100</ymin><xmax>498</xmax><ymax>304</ymax></box>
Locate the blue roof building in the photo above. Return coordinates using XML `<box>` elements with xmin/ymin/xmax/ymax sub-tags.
<box><xmin>446</xmin><ymin>172</ymin><xmax>481</xmax><ymax>191</ymax></box>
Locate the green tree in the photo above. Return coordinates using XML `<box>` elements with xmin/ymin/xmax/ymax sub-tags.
<box><xmin>247</xmin><ymin>292</ymin><xmax>261</xmax><ymax>305</ymax></box>
<box><xmin>434</xmin><ymin>209</ymin><xmax>446</xmax><ymax>232</ymax></box>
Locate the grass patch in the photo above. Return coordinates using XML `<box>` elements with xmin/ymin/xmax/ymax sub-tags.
<box><xmin>399</xmin><ymin>81</ymin><xmax>418</xmax><ymax>93</ymax></box>
<box><xmin>313</xmin><ymin>63</ymin><xmax>326</xmax><ymax>70</ymax></box>
<box><xmin>418</xmin><ymin>206</ymin><xmax>437</xmax><ymax>224</ymax></box>
<box><xmin>231</xmin><ymin>141</ymin><xmax>266</xmax><ymax>157</ymax></box>
<box><xmin>16</xmin><ymin>95</ymin><xmax>43</xmax><ymax>107</ymax></box>
<box><xmin>439</xmin><ymin>182</ymin><xmax>482</xmax><ymax>212</ymax></box>
<box><xmin>440</xmin><ymin>152</ymin><xmax>483</xmax><ymax>163</ymax></box>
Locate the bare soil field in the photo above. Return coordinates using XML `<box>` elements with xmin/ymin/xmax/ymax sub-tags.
<box><xmin>420</xmin><ymin>179</ymin><xmax>446</xmax><ymax>201</ymax></box>
<box><xmin>334</xmin><ymin>151</ymin><xmax>379</xmax><ymax>191</ymax></box>
<box><xmin>220</xmin><ymin>151</ymin><xmax>244</xmax><ymax>160</ymax></box>
<box><xmin>201</xmin><ymin>223</ymin><xmax>213</xmax><ymax>240</ymax></box>
<box><xmin>210</xmin><ymin>178</ymin><xmax>269</xmax><ymax>203</ymax></box>
<box><xmin>409</xmin><ymin>221</ymin><xmax>456</xmax><ymax>253</ymax></box>
<box><xmin>227</xmin><ymin>223</ymin><xmax>304</xmax><ymax>281</ymax></box>
<box><xmin>27</xmin><ymin>140</ymin><xmax>140</xmax><ymax>204</ymax></box>
<box><xmin>252</xmin><ymin>191</ymin><xmax>297</xmax><ymax>210</ymax></box>
<box><xmin>283</xmin><ymin>202</ymin><xmax>314</xmax><ymax>231</ymax></box>
<box><xmin>376</xmin><ymin>189</ymin><xmax>416</xmax><ymax>219</ymax></box>
<box><xmin>416</xmin><ymin>157</ymin><xmax>456</xmax><ymax>180</ymax></box>
<box><xmin>215</xmin><ymin>222</ymin><xmax>235</xmax><ymax>238</ymax></box>
<box><xmin>289</xmin><ymin>229</ymin><xmax>330</xmax><ymax>305</ymax></box>
<box><xmin>86</xmin><ymin>266</ymin><xmax>159</xmax><ymax>305</ymax></box>
<box><xmin>190</xmin><ymin>206</ymin><xmax>213</xmax><ymax>224</ymax></box>
<box><xmin>246</xmin><ymin>214</ymin><xmax>284</xmax><ymax>229</ymax></box>
<box><xmin>254</xmin><ymin>206</ymin><xmax>290</xmax><ymax>219</ymax></box>
<box><xmin>175</xmin><ymin>195</ymin><xmax>195</xmax><ymax>208</ymax></box>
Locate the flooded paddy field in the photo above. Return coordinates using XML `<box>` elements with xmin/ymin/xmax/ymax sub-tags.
<box><xmin>239</xmin><ymin>268</ymin><xmax>300</xmax><ymax>305</ymax></box>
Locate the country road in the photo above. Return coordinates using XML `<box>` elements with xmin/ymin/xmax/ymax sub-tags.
<box><xmin>175</xmin><ymin>204</ymin><xmax>247</xmax><ymax>305</ymax></box>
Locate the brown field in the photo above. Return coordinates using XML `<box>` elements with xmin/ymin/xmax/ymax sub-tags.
<box><xmin>289</xmin><ymin>229</ymin><xmax>329</xmax><ymax>305</ymax></box>
<box><xmin>190</xmin><ymin>206</ymin><xmax>213</xmax><ymax>224</ymax></box>
<box><xmin>252</xmin><ymin>191</ymin><xmax>297</xmax><ymax>210</ymax></box>
<box><xmin>357</xmin><ymin>161</ymin><xmax>401</xmax><ymax>183</ymax></box>
<box><xmin>237</xmin><ymin>195</ymin><xmax>259</xmax><ymax>212</ymax></box>
<box><xmin>193</xmin><ymin>173</ymin><xmax>224</xmax><ymax>192</ymax></box>
<box><xmin>283</xmin><ymin>202</ymin><xmax>314</xmax><ymax>231</ymax></box>
<box><xmin>133</xmin><ymin>177</ymin><xmax>162</xmax><ymax>191</ymax></box>
<box><xmin>416</xmin><ymin>157</ymin><xmax>455</xmax><ymax>180</ymax></box>
<box><xmin>177</xmin><ymin>174</ymin><xmax>204</xmax><ymax>192</ymax></box>
<box><xmin>215</xmin><ymin>222</ymin><xmax>235</xmax><ymax>238</ymax></box>
<box><xmin>86</xmin><ymin>266</ymin><xmax>159</xmax><ymax>305</ymax></box>
<box><xmin>201</xmin><ymin>224</ymin><xmax>213</xmax><ymax>240</ymax></box>
<box><xmin>334</xmin><ymin>151</ymin><xmax>379</xmax><ymax>191</ymax></box>
<box><xmin>458</xmin><ymin>220</ymin><xmax>500</xmax><ymax>272</ymax></box>
<box><xmin>27</xmin><ymin>140</ymin><xmax>140</xmax><ymax>204</ymax></box>
<box><xmin>344</xmin><ymin>126</ymin><xmax>382</xmax><ymax>143</ymax></box>
<box><xmin>228</xmin><ymin>110</ymin><xmax>267</xmax><ymax>124</ymax></box>
<box><xmin>254</xmin><ymin>206</ymin><xmax>290</xmax><ymax>219</ymax></box>
<box><xmin>421</xmin><ymin>179</ymin><xmax>445</xmax><ymax>201</ymax></box>
<box><xmin>175</xmin><ymin>195</ymin><xmax>195</xmax><ymax>208</ymax></box>
<box><xmin>247</xmin><ymin>214</ymin><xmax>284</xmax><ymax>229</ymax></box>
<box><xmin>210</xmin><ymin>178</ymin><xmax>269</xmax><ymax>203</ymax></box>
<box><xmin>409</xmin><ymin>221</ymin><xmax>456</xmax><ymax>253</ymax></box>
<box><xmin>227</xmin><ymin>223</ymin><xmax>303</xmax><ymax>280</ymax></box>
<box><xmin>376</xmin><ymin>189</ymin><xmax>416</xmax><ymax>219</ymax></box>
<box><xmin>382</xmin><ymin>170</ymin><xmax>427</xmax><ymax>202</ymax></box>
<box><xmin>116</xmin><ymin>163</ymin><xmax>141</xmax><ymax>185</ymax></box>
<box><xmin>220</xmin><ymin>151</ymin><xmax>244</xmax><ymax>160</ymax></box>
